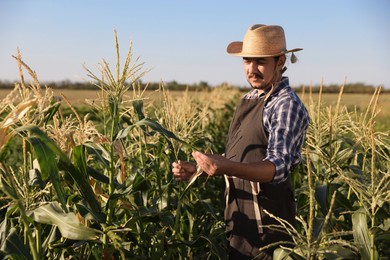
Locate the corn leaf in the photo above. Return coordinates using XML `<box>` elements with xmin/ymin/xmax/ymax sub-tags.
<box><xmin>0</xmin><ymin>174</ymin><xmax>19</xmax><ymax>200</ymax></box>
<box><xmin>180</xmin><ymin>165</ymin><xmax>204</xmax><ymax>200</ymax></box>
<box><xmin>28</xmin><ymin>202</ymin><xmax>100</xmax><ymax>241</ymax></box>
<box><xmin>312</xmin><ymin>217</ymin><xmax>324</xmax><ymax>240</ymax></box>
<box><xmin>41</xmin><ymin>226</ymin><xmax>61</xmax><ymax>253</ymax></box>
<box><xmin>27</xmin><ymin>137</ymin><xmax>58</xmax><ymax>181</ymax></box>
<box><xmin>322</xmin><ymin>245</ymin><xmax>358</xmax><ymax>259</ymax></box>
<box><xmin>273</xmin><ymin>248</ymin><xmax>294</xmax><ymax>260</ymax></box>
<box><xmin>116</xmin><ymin>117</ymin><xmax>187</xmax><ymax>144</ymax></box>
<box><xmin>0</xmin><ymin>227</ymin><xmax>32</xmax><ymax>260</ymax></box>
<box><xmin>184</xmin><ymin>235</ymin><xmax>227</xmax><ymax>259</ymax></box>
<box><xmin>135</xmin><ymin>118</ymin><xmax>182</xmax><ymax>141</ymax></box>
<box><xmin>0</xmin><ymin>219</ymin><xmax>6</xmax><ymax>246</ymax></box>
<box><xmin>133</xmin><ymin>99</ymin><xmax>145</xmax><ymax>120</ymax></box>
<box><xmin>26</xmin><ymin>136</ymin><xmax>66</xmax><ymax>208</ymax></box>
<box><xmin>0</xmin><ymin>127</ymin><xmax>12</xmax><ymax>152</ymax></box>
<box><xmin>315</xmin><ymin>184</ymin><xmax>329</xmax><ymax>216</ymax></box>
<box><xmin>1</xmin><ymin>99</ymin><xmax>36</xmax><ymax>128</ymax></box>
<box><xmin>28</xmin><ymin>168</ymin><xmax>45</xmax><ymax>188</ymax></box>
<box><xmin>352</xmin><ymin>207</ymin><xmax>377</xmax><ymax>260</ymax></box>
<box><xmin>315</xmin><ymin>183</ymin><xmax>353</xmax><ymax>218</ymax></box>
<box><xmin>87</xmin><ymin>166</ymin><xmax>110</xmax><ymax>185</ymax></box>
<box><xmin>16</xmin><ymin>125</ymin><xmax>101</xmax><ymax>213</ymax></box>
<box><xmin>75</xmin><ymin>201</ymin><xmax>106</xmax><ymax>223</ymax></box>
<box><xmin>73</xmin><ymin>145</ymin><xmax>88</xmax><ymax>182</ymax></box>
<box><xmin>43</xmin><ymin>102</ymin><xmax>61</xmax><ymax>126</ymax></box>
<box><xmin>84</xmin><ymin>142</ymin><xmax>111</xmax><ymax>167</ymax></box>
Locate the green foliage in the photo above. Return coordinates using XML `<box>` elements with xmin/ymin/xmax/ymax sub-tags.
<box><xmin>278</xmin><ymin>85</ymin><xmax>390</xmax><ymax>259</ymax></box>
<box><xmin>0</xmin><ymin>34</ymin><xmax>389</xmax><ymax>260</ymax></box>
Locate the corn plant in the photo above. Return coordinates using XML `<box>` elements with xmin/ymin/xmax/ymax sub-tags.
<box><xmin>268</xmin><ymin>83</ymin><xmax>390</xmax><ymax>259</ymax></box>
<box><xmin>0</xmin><ymin>31</ymin><xmax>232</xmax><ymax>259</ymax></box>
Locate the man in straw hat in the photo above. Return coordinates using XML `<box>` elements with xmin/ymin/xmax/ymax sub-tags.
<box><xmin>172</xmin><ymin>24</ymin><xmax>310</xmax><ymax>259</ymax></box>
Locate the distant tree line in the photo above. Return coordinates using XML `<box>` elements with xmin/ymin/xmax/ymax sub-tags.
<box><xmin>0</xmin><ymin>80</ymin><xmax>388</xmax><ymax>93</ymax></box>
<box><xmin>294</xmin><ymin>82</ymin><xmax>389</xmax><ymax>94</ymax></box>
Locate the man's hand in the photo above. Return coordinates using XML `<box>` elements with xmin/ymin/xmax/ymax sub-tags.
<box><xmin>172</xmin><ymin>160</ymin><xmax>196</xmax><ymax>181</ymax></box>
<box><xmin>192</xmin><ymin>151</ymin><xmax>229</xmax><ymax>177</ymax></box>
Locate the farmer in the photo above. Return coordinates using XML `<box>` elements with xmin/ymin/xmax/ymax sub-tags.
<box><xmin>172</xmin><ymin>24</ymin><xmax>310</xmax><ymax>259</ymax></box>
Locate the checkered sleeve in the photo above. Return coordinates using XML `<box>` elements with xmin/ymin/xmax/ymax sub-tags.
<box><xmin>265</xmin><ymin>95</ymin><xmax>309</xmax><ymax>183</ymax></box>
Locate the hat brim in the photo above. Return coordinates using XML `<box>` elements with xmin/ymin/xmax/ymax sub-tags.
<box><xmin>227</xmin><ymin>41</ymin><xmax>303</xmax><ymax>57</ymax></box>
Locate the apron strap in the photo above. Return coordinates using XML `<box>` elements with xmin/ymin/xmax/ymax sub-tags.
<box><xmin>250</xmin><ymin>181</ymin><xmax>263</xmax><ymax>234</ymax></box>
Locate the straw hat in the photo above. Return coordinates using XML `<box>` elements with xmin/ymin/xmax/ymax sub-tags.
<box><xmin>227</xmin><ymin>24</ymin><xmax>302</xmax><ymax>57</ymax></box>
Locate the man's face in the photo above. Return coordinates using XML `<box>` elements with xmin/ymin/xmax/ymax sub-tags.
<box><xmin>243</xmin><ymin>57</ymin><xmax>280</xmax><ymax>90</ymax></box>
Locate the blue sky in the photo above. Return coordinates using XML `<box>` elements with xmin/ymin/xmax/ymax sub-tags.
<box><xmin>1</xmin><ymin>0</ymin><xmax>389</xmax><ymax>88</ymax></box>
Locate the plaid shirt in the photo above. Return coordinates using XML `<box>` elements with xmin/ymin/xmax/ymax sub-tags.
<box><xmin>243</xmin><ymin>77</ymin><xmax>309</xmax><ymax>183</ymax></box>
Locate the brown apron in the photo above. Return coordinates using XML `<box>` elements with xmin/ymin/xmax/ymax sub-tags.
<box><xmin>224</xmin><ymin>97</ymin><xmax>296</xmax><ymax>259</ymax></box>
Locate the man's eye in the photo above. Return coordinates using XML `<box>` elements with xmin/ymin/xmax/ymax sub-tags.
<box><xmin>255</xmin><ymin>59</ymin><xmax>266</xmax><ymax>64</ymax></box>
<box><xmin>243</xmin><ymin>59</ymin><xmax>267</xmax><ymax>65</ymax></box>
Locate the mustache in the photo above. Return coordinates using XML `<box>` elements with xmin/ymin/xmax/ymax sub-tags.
<box><xmin>248</xmin><ymin>73</ymin><xmax>263</xmax><ymax>79</ymax></box>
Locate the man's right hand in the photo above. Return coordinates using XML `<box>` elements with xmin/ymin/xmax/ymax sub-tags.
<box><xmin>172</xmin><ymin>160</ymin><xmax>196</xmax><ymax>181</ymax></box>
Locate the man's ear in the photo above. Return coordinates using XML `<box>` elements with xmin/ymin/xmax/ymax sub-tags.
<box><xmin>278</xmin><ymin>55</ymin><xmax>286</xmax><ymax>66</ymax></box>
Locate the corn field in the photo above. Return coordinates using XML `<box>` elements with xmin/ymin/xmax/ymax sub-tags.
<box><xmin>0</xmin><ymin>33</ymin><xmax>389</xmax><ymax>259</ymax></box>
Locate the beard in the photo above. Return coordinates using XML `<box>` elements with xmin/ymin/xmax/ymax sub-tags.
<box><xmin>248</xmin><ymin>81</ymin><xmax>268</xmax><ymax>90</ymax></box>
<box><xmin>248</xmin><ymin>70</ymin><xmax>282</xmax><ymax>90</ymax></box>
<box><xmin>247</xmin><ymin>74</ymin><xmax>268</xmax><ymax>90</ymax></box>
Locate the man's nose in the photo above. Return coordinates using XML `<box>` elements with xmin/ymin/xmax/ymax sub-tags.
<box><xmin>248</xmin><ymin>61</ymin><xmax>258</xmax><ymax>72</ymax></box>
